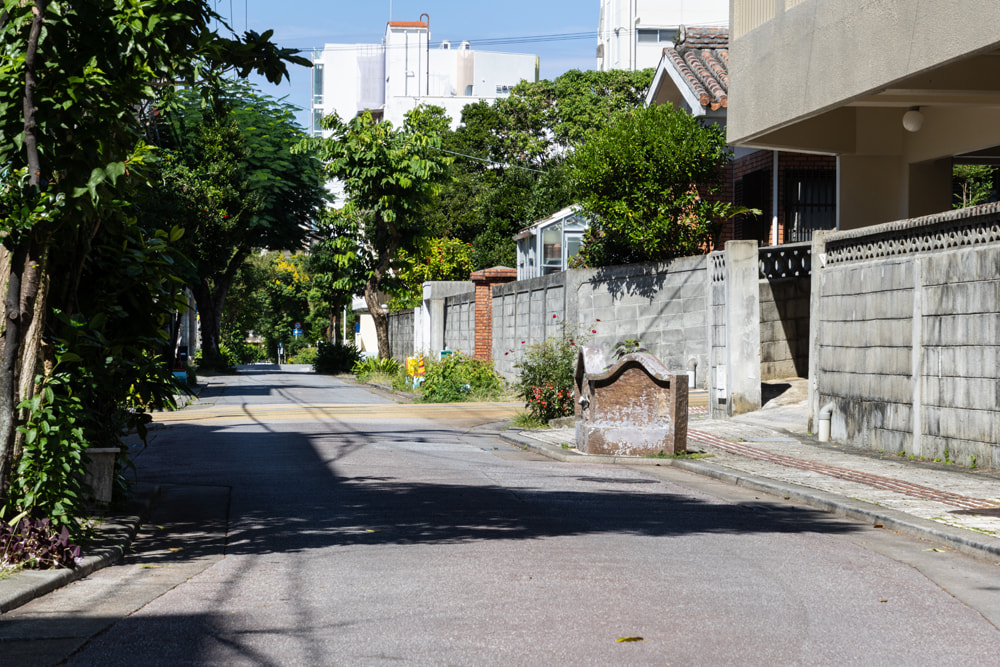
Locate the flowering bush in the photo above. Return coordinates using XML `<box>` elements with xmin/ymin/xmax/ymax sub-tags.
<box><xmin>514</xmin><ymin>322</ymin><xmax>583</xmax><ymax>422</ymax></box>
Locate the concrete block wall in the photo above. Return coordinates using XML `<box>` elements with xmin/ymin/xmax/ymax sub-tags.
<box><xmin>492</xmin><ymin>257</ymin><xmax>709</xmax><ymax>384</ymax></box>
<box><xmin>760</xmin><ymin>276</ymin><xmax>811</xmax><ymax>379</ymax></box>
<box><xmin>493</xmin><ymin>271</ymin><xmax>568</xmax><ymax>380</ymax></box>
<box><xmin>811</xmin><ymin>202</ymin><xmax>1000</xmax><ymax>468</ymax></box>
<box><xmin>388</xmin><ymin>309</ymin><xmax>414</xmax><ymax>363</ymax></box>
<box><xmin>443</xmin><ymin>292</ymin><xmax>475</xmax><ymax>356</ymax></box>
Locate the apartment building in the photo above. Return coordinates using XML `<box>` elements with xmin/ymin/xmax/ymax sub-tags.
<box><xmin>311</xmin><ymin>19</ymin><xmax>538</xmax><ymax>134</ymax></box>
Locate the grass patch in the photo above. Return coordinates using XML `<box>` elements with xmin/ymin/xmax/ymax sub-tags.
<box><xmin>510</xmin><ymin>411</ymin><xmax>548</xmax><ymax>429</ymax></box>
<box><xmin>0</xmin><ymin>564</ymin><xmax>22</xmax><ymax>580</ymax></box>
<box><xmin>644</xmin><ymin>450</ymin><xmax>713</xmax><ymax>460</ymax></box>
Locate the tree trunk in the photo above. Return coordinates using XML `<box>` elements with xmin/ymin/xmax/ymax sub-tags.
<box><xmin>191</xmin><ymin>249</ymin><xmax>248</xmax><ymax>368</ymax></box>
<box><xmin>0</xmin><ymin>247</ymin><xmax>26</xmax><ymax>501</ymax></box>
<box><xmin>364</xmin><ymin>280</ymin><xmax>390</xmax><ymax>360</ymax></box>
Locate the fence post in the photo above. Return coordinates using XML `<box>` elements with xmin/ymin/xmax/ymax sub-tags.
<box><xmin>470</xmin><ymin>267</ymin><xmax>517</xmax><ymax>361</ymax></box>
<box><xmin>710</xmin><ymin>241</ymin><xmax>762</xmax><ymax>417</ymax></box>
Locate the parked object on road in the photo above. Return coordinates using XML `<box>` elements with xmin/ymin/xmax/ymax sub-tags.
<box><xmin>575</xmin><ymin>345</ymin><xmax>688</xmax><ymax>456</ymax></box>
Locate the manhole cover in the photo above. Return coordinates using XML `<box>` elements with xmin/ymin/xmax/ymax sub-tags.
<box><xmin>577</xmin><ymin>477</ymin><xmax>660</xmax><ymax>485</ymax></box>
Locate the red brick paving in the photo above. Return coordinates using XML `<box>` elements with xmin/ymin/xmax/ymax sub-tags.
<box><xmin>688</xmin><ymin>429</ymin><xmax>999</xmax><ymax>511</ymax></box>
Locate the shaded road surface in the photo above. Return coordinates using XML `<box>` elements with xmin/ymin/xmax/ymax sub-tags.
<box><xmin>5</xmin><ymin>368</ymin><xmax>1000</xmax><ymax>665</ymax></box>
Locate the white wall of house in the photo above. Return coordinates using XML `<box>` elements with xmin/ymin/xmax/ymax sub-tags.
<box><xmin>729</xmin><ymin>0</ymin><xmax>1000</xmax><ymax>228</ymax></box>
<box><xmin>597</xmin><ymin>0</ymin><xmax>728</xmax><ymax>71</ymax></box>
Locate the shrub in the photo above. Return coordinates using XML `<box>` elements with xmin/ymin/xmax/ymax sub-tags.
<box><xmin>420</xmin><ymin>353</ymin><xmax>504</xmax><ymax>403</ymax></box>
<box><xmin>0</xmin><ymin>515</ymin><xmax>81</xmax><ymax>570</ymax></box>
<box><xmin>352</xmin><ymin>356</ymin><xmax>401</xmax><ymax>380</ymax></box>
<box><xmin>314</xmin><ymin>341</ymin><xmax>362</xmax><ymax>374</ymax></box>
<box><xmin>515</xmin><ymin>331</ymin><xmax>578</xmax><ymax>422</ymax></box>
<box><xmin>289</xmin><ymin>346</ymin><xmax>318</xmax><ymax>365</ymax></box>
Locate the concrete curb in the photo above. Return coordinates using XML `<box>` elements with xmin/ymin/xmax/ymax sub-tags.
<box><xmin>499</xmin><ymin>430</ymin><xmax>1000</xmax><ymax>564</ymax></box>
<box><xmin>0</xmin><ymin>487</ymin><xmax>157</xmax><ymax>614</ymax></box>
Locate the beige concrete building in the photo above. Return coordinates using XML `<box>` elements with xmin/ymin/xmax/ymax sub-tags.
<box><xmin>728</xmin><ymin>0</ymin><xmax>1000</xmax><ymax>229</ymax></box>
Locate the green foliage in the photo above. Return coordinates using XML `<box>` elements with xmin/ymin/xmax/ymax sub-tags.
<box><xmin>314</xmin><ymin>341</ymin><xmax>362</xmax><ymax>374</ymax></box>
<box><xmin>515</xmin><ymin>331</ymin><xmax>579</xmax><ymax>422</ymax></box>
<box><xmin>0</xmin><ymin>0</ymin><xmax>310</xmax><ymax>525</ymax></box>
<box><xmin>353</xmin><ymin>357</ymin><xmax>401</xmax><ymax>380</ymax></box>
<box><xmin>9</xmin><ymin>373</ymin><xmax>88</xmax><ymax>534</ymax></box>
<box><xmin>301</xmin><ymin>106</ymin><xmax>453</xmax><ymax>358</ymax></box>
<box><xmin>419</xmin><ymin>354</ymin><xmax>504</xmax><ymax>403</ymax></box>
<box><xmin>423</xmin><ymin>69</ymin><xmax>654</xmax><ymax>269</ymax></box>
<box><xmin>390</xmin><ymin>237</ymin><xmax>474</xmax><ymax>311</ymax></box>
<box><xmin>288</xmin><ymin>347</ymin><xmax>318</xmax><ymax>365</ymax></box>
<box><xmin>160</xmin><ymin>80</ymin><xmax>326</xmax><ymax>367</ymax></box>
<box><xmin>953</xmin><ymin>164</ymin><xmax>997</xmax><ymax>209</ymax></box>
<box><xmin>569</xmin><ymin>104</ymin><xmax>737</xmax><ymax>267</ymax></box>
<box><xmin>612</xmin><ymin>338</ymin><xmax>648</xmax><ymax>360</ymax></box>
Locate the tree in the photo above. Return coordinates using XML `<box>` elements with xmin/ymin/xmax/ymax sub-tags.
<box><xmin>953</xmin><ymin>164</ymin><xmax>997</xmax><ymax>209</ymax></box>
<box><xmin>568</xmin><ymin>104</ymin><xmax>738</xmax><ymax>267</ymax></box>
<box><xmin>389</xmin><ymin>237</ymin><xmax>474</xmax><ymax>311</ymax></box>
<box><xmin>160</xmin><ymin>81</ymin><xmax>327</xmax><ymax>368</ymax></box>
<box><xmin>303</xmin><ymin>108</ymin><xmax>452</xmax><ymax>359</ymax></box>
<box><xmin>0</xmin><ymin>0</ymin><xmax>306</xmax><ymax>506</ymax></box>
<box><xmin>424</xmin><ymin>69</ymin><xmax>655</xmax><ymax>269</ymax></box>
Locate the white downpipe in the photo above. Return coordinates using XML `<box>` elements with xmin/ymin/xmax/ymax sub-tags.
<box><xmin>818</xmin><ymin>401</ymin><xmax>835</xmax><ymax>442</ymax></box>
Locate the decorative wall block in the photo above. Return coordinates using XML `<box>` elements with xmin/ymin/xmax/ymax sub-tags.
<box><xmin>574</xmin><ymin>345</ymin><xmax>688</xmax><ymax>457</ymax></box>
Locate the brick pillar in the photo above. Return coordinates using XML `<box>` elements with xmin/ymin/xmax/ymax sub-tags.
<box><xmin>470</xmin><ymin>266</ymin><xmax>517</xmax><ymax>361</ymax></box>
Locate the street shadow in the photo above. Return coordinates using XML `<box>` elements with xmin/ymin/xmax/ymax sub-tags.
<box><xmin>122</xmin><ymin>418</ymin><xmax>861</xmax><ymax>566</ymax></box>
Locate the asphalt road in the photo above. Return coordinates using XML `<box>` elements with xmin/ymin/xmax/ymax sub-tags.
<box><xmin>4</xmin><ymin>367</ymin><xmax>1000</xmax><ymax>665</ymax></box>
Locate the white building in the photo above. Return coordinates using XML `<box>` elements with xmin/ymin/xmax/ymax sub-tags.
<box><xmin>311</xmin><ymin>20</ymin><xmax>539</xmax><ymax>134</ymax></box>
<box><xmin>596</xmin><ymin>0</ymin><xmax>728</xmax><ymax>71</ymax></box>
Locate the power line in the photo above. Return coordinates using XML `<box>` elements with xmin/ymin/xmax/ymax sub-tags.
<box><xmin>432</xmin><ymin>147</ymin><xmax>547</xmax><ymax>174</ymax></box>
<box><xmin>289</xmin><ymin>30</ymin><xmax>599</xmax><ymax>54</ymax></box>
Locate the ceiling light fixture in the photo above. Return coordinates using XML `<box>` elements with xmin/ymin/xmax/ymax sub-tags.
<box><xmin>902</xmin><ymin>107</ymin><xmax>924</xmax><ymax>132</ymax></box>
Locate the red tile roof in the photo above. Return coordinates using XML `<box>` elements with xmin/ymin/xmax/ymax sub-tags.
<box><xmin>388</xmin><ymin>21</ymin><xmax>428</xmax><ymax>28</ymax></box>
<box><xmin>664</xmin><ymin>26</ymin><xmax>729</xmax><ymax>111</ymax></box>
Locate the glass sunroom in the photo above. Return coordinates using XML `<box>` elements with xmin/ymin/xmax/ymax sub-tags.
<box><xmin>513</xmin><ymin>206</ymin><xmax>588</xmax><ymax>280</ymax></box>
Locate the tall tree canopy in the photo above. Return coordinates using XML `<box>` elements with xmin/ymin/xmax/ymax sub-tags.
<box><xmin>424</xmin><ymin>69</ymin><xmax>654</xmax><ymax>269</ymax></box>
<box><xmin>302</xmin><ymin>108</ymin><xmax>452</xmax><ymax>359</ymax></box>
<box><xmin>158</xmin><ymin>80</ymin><xmax>327</xmax><ymax>367</ymax></box>
<box><xmin>0</xmin><ymin>0</ymin><xmax>306</xmax><ymax>513</ymax></box>
<box><xmin>569</xmin><ymin>103</ymin><xmax>737</xmax><ymax>267</ymax></box>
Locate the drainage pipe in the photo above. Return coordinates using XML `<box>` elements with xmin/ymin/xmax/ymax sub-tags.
<box><xmin>818</xmin><ymin>401</ymin><xmax>835</xmax><ymax>442</ymax></box>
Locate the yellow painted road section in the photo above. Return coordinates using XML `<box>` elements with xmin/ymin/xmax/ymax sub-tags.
<box><xmin>153</xmin><ymin>402</ymin><xmax>523</xmax><ymax>426</ymax></box>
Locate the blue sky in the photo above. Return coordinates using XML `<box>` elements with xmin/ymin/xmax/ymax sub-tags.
<box><xmin>220</xmin><ymin>0</ymin><xmax>599</xmax><ymax>127</ymax></box>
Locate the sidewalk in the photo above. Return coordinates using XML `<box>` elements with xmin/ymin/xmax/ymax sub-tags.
<box><xmin>500</xmin><ymin>390</ymin><xmax>1000</xmax><ymax>563</ymax></box>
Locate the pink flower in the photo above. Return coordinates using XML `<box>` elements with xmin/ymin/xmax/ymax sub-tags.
<box><xmin>592</xmin><ymin>329</ymin><xmax>597</xmax><ymax>333</ymax></box>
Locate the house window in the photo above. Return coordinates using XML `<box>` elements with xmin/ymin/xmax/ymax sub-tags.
<box><xmin>637</xmin><ymin>28</ymin><xmax>678</xmax><ymax>43</ymax></box>
<box><xmin>541</xmin><ymin>225</ymin><xmax>562</xmax><ymax>275</ymax></box>
<box><xmin>784</xmin><ymin>170</ymin><xmax>836</xmax><ymax>243</ymax></box>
